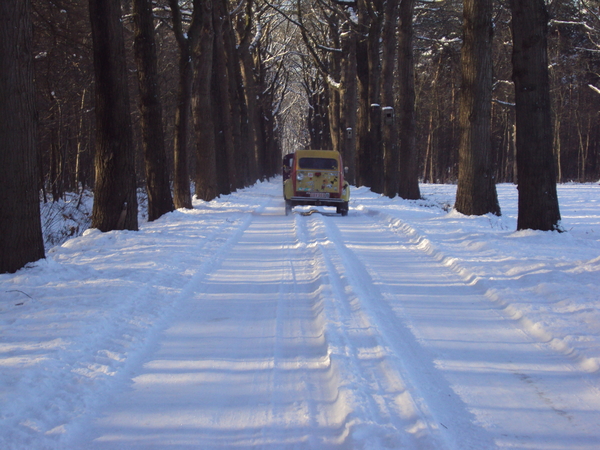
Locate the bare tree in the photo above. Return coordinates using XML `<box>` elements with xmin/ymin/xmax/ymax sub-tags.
<box><xmin>31</xmin><ymin>0</ymin><xmax>95</xmax><ymax>199</ymax></box>
<box><xmin>193</xmin><ymin>0</ymin><xmax>219</xmax><ymax>201</ymax></box>
<box><xmin>397</xmin><ymin>0</ymin><xmax>420</xmax><ymax>199</ymax></box>
<box><xmin>0</xmin><ymin>0</ymin><xmax>45</xmax><ymax>273</ymax></box>
<box><xmin>381</xmin><ymin>0</ymin><xmax>399</xmax><ymax>197</ymax></box>
<box><xmin>235</xmin><ymin>0</ymin><xmax>263</xmax><ymax>182</ymax></box>
<box><xmin>169</xmin><ymin>0</ymin><xmax>200</xmax><ymax>208</ymax></box>
<box><xmin>133</xmin><ymin>0</ymin><xmax>174</xmax><ymax>221</ymax></box>
<box><xmin>211</xmin><ymin>0</ymin><xmax>238</xmax><ymax>194</ymax></box>
<box><xmin>509</xmin><ymin>0</ymin><xmax>561</xmax><ymax>231</ymax></box>
<box><xmin>355</xmin><ymin>0</ymin><xmax>384</xmax><ymax>190</ymax></box>
<box><xmin>340</xmin><ymin>17</ymin><xmax>358</xmax><ymax>184</ymax></box>
<box><xmin>455</xmin><ymin>0</ymin><xmax>500</xmax><ymax>216</ymax></box>
<box><xmin>88</xmin><ymin>0</ymin><xmax>138</xmax><ymax>231</ymax></box>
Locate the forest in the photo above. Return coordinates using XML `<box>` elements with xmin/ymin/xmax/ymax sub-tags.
<box><xmin>1</xmin><ymin>0</ymin><xmax>599</xmax><ymax>273</ymax></box>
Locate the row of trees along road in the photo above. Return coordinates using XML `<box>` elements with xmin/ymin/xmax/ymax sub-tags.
<box><xmin>1</xmin><ymin>0</ymin><xmax>598</xmax><ymax>273</ymax></box>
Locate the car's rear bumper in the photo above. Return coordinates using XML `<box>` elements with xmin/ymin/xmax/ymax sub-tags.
<box><xmin>288</xmin><ymin>196</ymin><xmax>347</xmax><ymax>207</ymax></box>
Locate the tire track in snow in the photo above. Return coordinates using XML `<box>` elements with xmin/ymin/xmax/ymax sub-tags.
<box><xmin>74</xmin><ymin>194</ymin><xmax>352</xmax><ymax>449</ymax></box>
<box><xmin>362</xmin><ymin>206</ymin><xmax>600</xmax><ymax>418</ymax></box>
<box><xmin>294</xmin><ymin>212</ymin><xmax>482</xmax><ymax>449</ymax></box>
<box><xmin>6</xmin><ymin>197</ymin><xmax>270</xmax><ymax>450</ymax></box>
<box><xmin>366</xmin><ymin>207</ymin><xmax>600</xmax><ymax>375</ymax></box>
<box><xmin>321</xmin><ymin>208</ymin><xmax>600</xmax><ymax>449</ymax></box>
<box><xmin>237</xmin><ymin>202</ymin><xmax>359</xmax><ymax>448</ymax></box>
<box><xmin>274</xmin><ymin>213</ymin><xmax>358</xmax><ymax>449</ymax></box>
<box><xmin>268</xmin><ymin>224</ymin><xmax>329</xmax><ymax>447</ymax></box>
<box><xmin>306</xmin><ymin>212</ymin><xmax>498</xmax><ymax>449</ymax></box>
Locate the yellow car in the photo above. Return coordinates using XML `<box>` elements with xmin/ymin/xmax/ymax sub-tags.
<box><xmin>283</xmin><ymin>150</ymin><xmax>350</xmax><ymax>216</ymax></box>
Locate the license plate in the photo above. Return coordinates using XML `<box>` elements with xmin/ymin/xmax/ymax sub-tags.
<box><xmin>310</xmin><ymin>192</ymin><xmax>330</xmax><ymax>199</ymax></box>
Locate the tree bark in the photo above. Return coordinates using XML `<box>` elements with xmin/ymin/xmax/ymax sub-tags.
<box><xmin>370</xmin><ymin>104</ymin><xmax>384</xmax><ymax>193</ymax></box>
<box><xmin>236</xmin><ymin>0</ymin><xmax>262</xmax><ymax>183</ymax></box>
<box><xmin>356</xmin><ymin>2</ymin><xmax>370</xmax><ymax>187</ymax></box>
<box><xmin>88</xmin><ymin>0</ymin><xmax>138</xmax><ymax>231</ymax></box>
<box><xmin>340</xmin><ymin>21</ymin><xmax>358</xmax><ymax>185</ymax></box>
<box><xmin>0</xmin><ymin>0</ymin><xmax>45</xmax><ymax>273</ymax></box>
<box><xmin>193</xmin><ymin>0</ymin><xmax>219</xmax><ymax>201</ymax></box>
<box><xmin>262</xmin><ymin>81</ymin><xmax>281</xmax><ymax>178</ymax></box>
<box><xmin>382</xmin><ymin>0</ymin><xmax>399</xmax><ymax>197</ymax></box>
<box><xmin>212</xmin><ymin>0</ymin><xmax>237</xmax><ymax>194</ymax></box>
<box><xmin>367</xmin><ymin>0</ymin><xmax>384</xmax><ymax>192</ymax></box>
<box><xmin>509</xmin><ymin>0</ymin><xmax>561</xmax><ymax>230</ymax></box>
<box><xmin>169</xmin><ymin>0</ymin><xmax>199</xmax><ymax>209</ymax></box>
<box><xmin>455</xmin><ymin>0</ymin><xmax>500</xmax><ymax>216</ymax></box>
<box><xmin>326</xmin><ymin>15</ymin><xmax>342</xmax><ymax>154</ymax></box>
<box><xmin>221</xmin><ymin>1</ymin><xmax>247</xmax><ymax>189</ymax></box>
<box><xmin>133</xmin><ymin>0</ymin><xmax>174</xmax><ymax>221</ymax></box>
<box><xmin>397</xmin><ymin>0</ymin><xmax>420</xmax><ymax>200</ymax></box>
<box><xmin>307</xmin><ymin>76</ymin><xmax>331</xmax><ymax>150</ymax></box>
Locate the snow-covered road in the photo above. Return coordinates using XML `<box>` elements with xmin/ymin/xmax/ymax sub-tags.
<box><xmin>2</xmin><ymin>180</ymin><xmax>599</xmax><ymax>449</ymax></box>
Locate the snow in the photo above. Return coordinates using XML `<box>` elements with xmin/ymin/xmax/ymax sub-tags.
<box><xmin>1</xmin><ymin>180</ymin><xmax>599</xmax><ymax>449</ymax></box>
<box><xmin>589</xmin><ymin>84</ymin><xmax>600</xmax><ymax>96</ymax></box>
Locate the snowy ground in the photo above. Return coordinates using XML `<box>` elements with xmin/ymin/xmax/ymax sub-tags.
<box><xmin>1</xmin><ymin>180</ymin><xmax>599</xmax><ymax>449</ymax></box>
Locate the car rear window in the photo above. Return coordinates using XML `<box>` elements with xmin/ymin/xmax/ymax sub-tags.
<box><xmin>298</xmin><ymin>157</ymin><xmax>338</xmax><ymax>170</ymax></box>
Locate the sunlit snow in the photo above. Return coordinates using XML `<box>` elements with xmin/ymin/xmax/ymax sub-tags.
<box><xmin>1</xmin><ymin>180</ymin><xmax>599</xmax><ymax>449</ymax></box>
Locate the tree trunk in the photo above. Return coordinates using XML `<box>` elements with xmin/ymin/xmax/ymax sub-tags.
<box><xmin>262</xmin><ymin>89</ymin><xmax>280</xmax><ymax>178</ymax></box>
<box><xmin>88</xmin><ymin>0</ymin><xmax>138</xmax><ymax>232</ymax></box>
<box><xmin>307</xmin><ymin>76</ymin><xmax>331</xmax><ymax>150</ymax></box>
<box><xmin>0</xmin><ymin>0</ymin><xmax>45</xmax><ymax>273</ymax></box>
<box><xmin>172</xmin><ymin>49</ymin><xmax>194</xmax><ymax>209</ymax></box>
<box><xmin>382</xmin><ymin>0</ymin><xmax>399</xmax><ymax>198</ymax></box>
<box><xmin>356</xmin><ymin>3</ymin><xmax>370</xmax><ymax>187</ymax></box>
<box><xmin>329</xmin><ymin>88</ymin><xmax>341</xmax><ymax>153</ymax></box>
<box><xmin>370</xmin><ymin>104</ymin><xmax>384</xmax><ymax>193</ymax></box>
<box><xmin>193</xmin><ymin>0</ymin><xmax>219</xmax><ymax>201</ymax></box>
<box><xmin>236</xmin><ymin>0</ymin><xmax>262</xmax><ymax>184</ymax></box>
<box><xmin>221</xmin><ymin>2</ymin><xmax>247</xmax><ymax>189</ymax></box>
<box><xmin>133</xmin><ymin>0</ymin><xmax>174</xmax><ymax>221</ymax></box>
<box><xmin>327</xmin><ymin>21</ymin><xmax>342</xmax><ymax>154</ymax></box>
<box><xmin>169</xmin><ymin>0</ymin><xmax>197</xmax><ymax>209</ymax></box>
<box><xmin>509</xmin><ymin>0</ymin><xmax>561</xmax><ymax>231</ymax></box>
<box><xmin>340</xmin><ymin>22</ymin><xmax>358</xmax><ymax>185</ymax></box>
<box><xmin>212</xmin><ymin>0</ymin><xmax>237</xmax><ymax>194</ymax></box>
<box><xmin>455</xmin><ymin>0</ymin><xmax>500</xmax><ymax>216</ymax></box>
<box><xmin>367</xmin><ymin>0</ymin><xmax>384</xmax><ymax>192</ymax></box>
<box><xmin>397</xmin><ymin>0</ymin><xmax>420</xmax><ymax>199</ymax></box>
<box><xmin>75</xmin><ymin>88</ymin><xmax>90</xmax><ymax>193</ymax></box>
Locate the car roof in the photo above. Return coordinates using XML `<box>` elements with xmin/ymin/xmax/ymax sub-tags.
<box><xmin>294</xmin><ymin>150</ymin><xmax>340</xmax><ymax>159</ymax></box>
